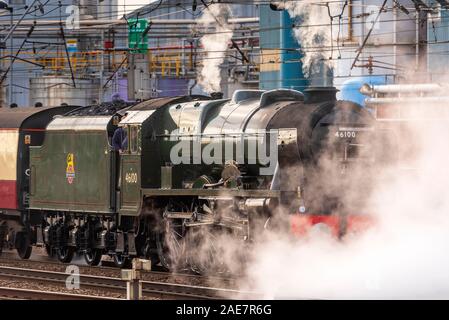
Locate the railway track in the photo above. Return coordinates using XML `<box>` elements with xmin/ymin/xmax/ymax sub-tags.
<box><xmin>0</xmin><ymin>250</ymin><xmax>237</xmax><ymax>287</ymax></box>
<box><xmin>0</xmin><ymin>287</ymin><xmax>121</xmax><ymax>300</ymax></box>
<box><xmin>0</xmin><ymin>265</ymin><xmax>252</xmax><ymax>299</ymax></box>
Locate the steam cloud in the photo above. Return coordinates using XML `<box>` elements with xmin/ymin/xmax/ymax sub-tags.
<box><xmin>171</xmin><ymin>87</ymin><xmax>449</xmax><ymax>299</ymax></box>
<box><xmin>189</xmin><ymin>3</ymin><xmax>449</xmax><ymax>298</ymax></box>
<box><xmin>158</xmin><ymin>86</ymin><xmax>449</xmax><ymax>299</ymax></box>
<box><xmin>236</xmin><ymin>97</ymin><xmax>449</xmax><ymax>299</ymax></box>
<box><xmin>274</xmin><ymin>0</ymin><xmax>341</xmax><ymax>77</ymax></box>
<box><xmin>197</xmin><ymin>4</ymin><xmax>234</xmax><ymax>93</ymax></box>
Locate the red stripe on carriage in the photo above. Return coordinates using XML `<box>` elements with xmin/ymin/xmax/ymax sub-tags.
<box><xmin>0</xmin><ymin>180</ymin><xmax>17</xmax><ymax>209</ymax></box>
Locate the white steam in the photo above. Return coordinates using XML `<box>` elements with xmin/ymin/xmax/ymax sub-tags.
<box><xmin>275</xmin><ymin>0</ymin><xmax>341</xmax><ymax>76</ymax></box>
<box><xmin>197</xmin><ymin>4</ymin><xmax>233</xmax><ymax>93</ymax></box>
<box><xmin>239</xmin><ymin>102</ymin><xmax>449</xmax><ymax>299</ymax></box>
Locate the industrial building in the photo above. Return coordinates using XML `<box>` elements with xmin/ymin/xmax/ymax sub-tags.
<box><xmin>0</xmin><ymin>0</ymin><xmax>446</xmax><ymax>107</ymax></box>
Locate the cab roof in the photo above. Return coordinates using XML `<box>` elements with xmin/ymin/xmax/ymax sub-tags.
<box><xmin>0</xmin><ymin>105</ymin><xmax>79</xmax><ymax>129</ymax></box>
<box><xmin>46</xmin><ymin>116</ymin><xmax>112</xmax><ymax>131</ymax></box>
<box><xmin>120</xmin><ymin>110</ymin><xmax>155</xmax><ymax>125</ymax></box>
<box><xmin>129</xmin><ymin>95</ymin><xmax>211</xmax><ymax>111</ymax></box>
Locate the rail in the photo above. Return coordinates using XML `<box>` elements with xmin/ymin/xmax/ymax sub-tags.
<box><xmin>0</xmin><ymin>265</ymin><xmax>253</xmax><ymax>299</ymax></box>
<box><xmin>0</xmin><ymin>287</ymin><xmax>120</xmax><ymax>300</ymax></box>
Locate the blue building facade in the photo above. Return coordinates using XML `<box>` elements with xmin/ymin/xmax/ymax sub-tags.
<box><xmin>259</xmin><ymin>5</ymin><xmax>308</xmax><ymax>92</ymax></box>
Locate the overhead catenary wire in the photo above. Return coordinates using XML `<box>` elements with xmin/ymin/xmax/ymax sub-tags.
<box><xmin>0</xmin><ymin>23</ymin><xmax>36</xmax><ymax>84</ymax></box>
<box><xmin>0</xmin><ymin>5</ymin><xmax>441</xmax><ymax>35</ymax></box>
<box><xmin>0</xmin><ymin>0</ymin><xmax>439</xmax><ymax>22</ymax></box>
<box><xmin>351</xmin><ymin>0</ymin><xmax>388</xmax><ymax>70</ymax></box>
<box><xmin>58</xmin><ymin>22</ymin><xmax>76</xmax><ymax>87</ymax></box>
<box><xmin>103</xmin><ymin>1</ymin><xmax>163</xmax><ymax>90</ymax></box>
<box><xmin>2</xmin><ymin>0</ymin><xmax>449</xmax><ymax>94</ymax></box>
<box><xmin>198</xmin><ymin>0</ymin><xmax>249</xmax><ymax>63</ymax></box>
<box><xmin>5</xmin><ymin>14</ymin><xmax>449</xmax><ymax>47</ymax></box>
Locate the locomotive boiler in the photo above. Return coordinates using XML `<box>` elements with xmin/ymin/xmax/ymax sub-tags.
<box><xmin>0</xmin><ymin>88</ymin><xmax>377</xmax><ymax>272</ymax></box>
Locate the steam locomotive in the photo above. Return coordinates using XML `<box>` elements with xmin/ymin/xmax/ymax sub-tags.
<box><xmin>0</xmin><ymin>88</ymin><xmax>377</xmax><ymax>272</ymax></box>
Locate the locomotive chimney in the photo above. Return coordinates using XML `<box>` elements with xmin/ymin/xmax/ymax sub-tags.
<box><xmin>304</xmin><ymin>86</ymin><xmax>338</xmax><ymax>104</ymax></box>
<box><xmin>304</xmin><ymin>58</ymin><xmax>337</xmax><ymax>103</ymax></box>
<box><xmin>210</xmin><ymin>92</ymin><xmax>224</xmax><ymax>100</ymax></box>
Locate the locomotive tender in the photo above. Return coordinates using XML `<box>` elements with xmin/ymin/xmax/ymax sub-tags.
<box><xmin>0</xmin><ymin>88</ymin><xmax>376</xmax><ymax>270</ymax></box>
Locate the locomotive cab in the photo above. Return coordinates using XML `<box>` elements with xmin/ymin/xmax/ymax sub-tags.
<box><xmin>116</xmin><ymin>110</ymin><xmax>155</xmax><ymax>215</ymax></box>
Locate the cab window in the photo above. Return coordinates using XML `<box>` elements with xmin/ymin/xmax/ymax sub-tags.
<box><xmin>129</xmin><ymin>125</ymin><xmax>141</xmax><ymax>154</ymax></box>
<box><xmin>124</xmin><ymin>125</ymin><xmax>130</xmax><ymax>153</ymax></box>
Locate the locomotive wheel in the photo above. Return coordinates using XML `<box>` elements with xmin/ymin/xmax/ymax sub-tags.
<box><xmin>113</xmin><ymin>254</ymin><xmax>131</xmax><ymax>269</ymax></box>
<box><xmin>84</xmin><ymin>249</ymin><xmax>102</xmax><ymax>266</ymax></box>
<box><xmin>16</xmin><ymin>232</ymin><xmax>32</xmax><ymax>260</ymax></box>
<box><xmin>186</xmin><ymin>226</ymin><xmax>226</xmax><ymax>275</ymax></box>
<box><xmin>156</xmin><ymin>219</ymin><xmax>186</xmax><ymax>271</ymax></box>
<box><xmin>57</xmin><ymin>247</ymin><xmax>75</xmax><ymax>263</ymax></box>
<box><xmin>0</xmin><ymin>226</ymin><xmax>5</xmax><ymax>256</ymax></box>
<box><xmin>45</xmin><ymin>244</ymin><xmax>54</xmax><ymax>257</ymax></box>
<box><xmin>17</xmin><ymin>245</ymin><xmax>32</xmax><ymax>260</ymax></box>
<box><xmin>144</xmin><ymin>239</ymin><xmax>160</xmax><ymax>267</ymax></box>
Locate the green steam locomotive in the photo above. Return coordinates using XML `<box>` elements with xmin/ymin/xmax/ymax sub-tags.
<box><xmin>0</xmin><ymin>88</ymin><xmax>376</xmax><ymax>272</ymax></box>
